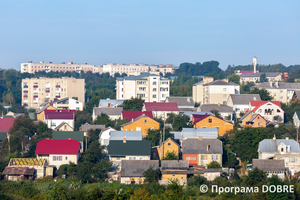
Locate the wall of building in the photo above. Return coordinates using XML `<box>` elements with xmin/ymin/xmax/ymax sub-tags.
<box><xmin>37</xmin><ymin>154</ymin><xmax>79</xmax><ymax>169</ymax></box>
<box><xmin>162</xmin><ymin>174</ymin><xmax>187</xmax><ymax>180</ymax></box>
<box><xmin>194</xmin><ymin>116</ymin><xmax>233</xmax><ymax>136</ymax></box>
<box><xmin>157</xmin><ymin>140</ymin><xmax>179</xmax><ymax>160</ymax></box>
<box><xmin>183</xmin><ymin>154</ymin><xmax>197</xmax><ymax>166</ymax></box>
<box><xmin>197</xmin><ymin>154</ymin><xmax>222</xmax><ymax>167</ymax></box>
<box><xmin>122</xmin><ymin>117</ymin><xmax>159</xmax><ymax>136</ymax></box>
<box><xmin>45</xmin><ymin>119</ymin><xmax>74</xmax><ymax>129</ymax></box>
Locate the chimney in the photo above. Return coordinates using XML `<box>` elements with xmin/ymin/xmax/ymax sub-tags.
<box><xmin>123</xmin><ymin>136</ymin><xmax>126</xmax><ymax>143</ymax></box>
<box><xmin>286</xmin><ymin>137</ymin><xmax>289</xmax><ymax>140</ymax></box>
<box><xmin>47</xmin><ymin>138</ymin><xmax>50</xmax><ymax>140</ymax></box>
<box><xmin>275</xmin><ymin>81</ymin><xmax>279</xmax><ymax>88</ymax></box>
<box><xmin>203</xmin><ymin>77</ymin><xmax>214</xmax><ymax>84</ymax></box>
<box><xmin>223</xmin><ymin>79</ymin><xmax>228</xmax><ymax>82</ymax></box>
<box><xmin>68</xmin><ymin>138</ymin><xmax>71</xmax><ymax>140</ymax></box>
<box><xmin>132</xmin><ymin>118</ymin><xmax>134</xmax><ymax>122</ymax></box>
<box><xmin>207</xmin><ymin>143</ymin><xmax>209</xmax><ymax>151</ymax></box>
<box><xmin>218</xmin><ymin>103</ymin><xmax>220</xmax><ymax>106</ymax></box>
<box><xmin>199</xmin><ymin>137</ymin><xmax>202</xmax><ymax>140</ymax></box>
<box><xmin>273</xmin><ymin>134</ymin><xmax>276</xmax><ymax>140</ymax></box>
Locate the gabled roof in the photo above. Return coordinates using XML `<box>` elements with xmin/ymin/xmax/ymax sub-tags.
<box><xmin>93</xmin><ymin>107</ymin><xmax>123</xmax><ymax>116</ymax></box>
<box><xmin>2</xmin><ymin>167</ymin><xmax>35</xmax><ymax>176</ymax></box>
<box><xmin>54</xmin><ymin>122</ymin><xmax>73</xmax><ymax>131</ymax></box>
<box><xmin>0</xmin><ymin>118</ymin><xmax>15</xmax><ymax>133</ymax></box>
<box><xmin>250</xmin><ymin>101</ymin><xmax>281</xmax><ymax>112</ymax></box>
<box><xmin>45</xmin><ymin>112</ymin><xmax>74</xmax><ymax>120</ymax></box>
<box><xmin>252</xmin><ymin>159</ymin><xmax>285</xmax><ymax>173</ymax></box>
<box><xmin>108</xmin><ymin>140</ymin><xmax>151</xmax><ymax>156</ymax></box>
<box><xmin>110</xmin><ymin>131</ymin><xmax>143</xmax><ymax>141</ymax></box>
<box><xmin>35</xmin><ymin>139</ymin><xmax>80</xmax><ymax>155</ymax></box>
<box><xmin>122</xmin><ymin>111</ymin><xmax>153</xmax><ymax>121</ymax></box>
<box><xmin>192</xmin><ymin>114</ymin><xmax>210</xmax><ymax>123</ymax></box>
<box><xmin>252</xmin><ymin>82</ymin><xmax>300</xmax><ymax>89</ymax></box>
<box><xmin>258</xmin><ymin>138</ymin><xmax>300</xmax><ymax>153</ymax></box>
<box><xmin>203</xmin><ymin>80</ymin><xmax>239</xmax><ymax>86</ymax></box>
<box><xmin>52</xmin><ymin>131</ymin><xmax>84</xmax><ymax>141</ymax></box>
<box><xmin>80</xmin><ymin>123</ymin><xmax>105</xmax><ymax>132</ymax></box>
<box><xmin>165</xmin><ymin>97</ymin><xmax>194</xmax><ymax>107</ymax></box>
<box><xmin>182</xmin><ymin>138</ymin><xmax>223</xmax><ymax>154</ymax></box>
<box><xmin>248</xmin><ymin>114</ymin><xmax>267</xmax><ymax>122</ymax></box>
<box><xmin>239</xmin><ymin>110</ymin><xmax>252</xmax><ymax>122</ymax></box>
<box><xmin>120</xmin><ymin>115</ymin><xmax>158</xmax><ymax>127</ymax></box>
<box><xmin>99</xmin><ymin>99</ymin><xmax>124</xmax><ymax>108</ymax></box>
<box><xmin>229</xmin><ymin>94</ymin><xmax>261</xmax><ymax>105</ymax></box>
<box><xmin>44</xmin><ymin>109</ymin><xmax>76</xmax><ymax>114</ymax></box>
<box><xmin>199</xmin><ymin>104</ymin><xmax>233</xmax><ymax>113</ymax></box>
<box><xmin>159</xmin><ymin>137</ymin><xmax>180</xmax><ymax>147</ymax></box>
<box><xmin>121</xmin><ymin>160</ymin><xmax>159</xmax><ymax>177</ymax></box>
<box><xmin>161</xmin><ymin>160</ymin><xmax>189</xmax><ymax>170</ymax></box>
<box><xmin>295</xmin><ymin>111</ymin><xmax>300</xmax><ymax>120</ymax></box>
<box><xmin>36</xmin><ymin>104</ymin><xmax>51</xmax><ymax>114</ymax></box>
<box><xmin>181</xmin><ymin>128</ymin><xmax>218</xmax><ymax>139</ymax></box>
<box><xmin>144</xmin><ymin>102</ymin><xmax>179</xmax><ymax>111</ymax></box>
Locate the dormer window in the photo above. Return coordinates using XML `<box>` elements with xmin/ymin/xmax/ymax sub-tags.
<box><xmin>281</xmin><ymin>148</ymin><xmax>284</xmax><ymax>153</ymax></box>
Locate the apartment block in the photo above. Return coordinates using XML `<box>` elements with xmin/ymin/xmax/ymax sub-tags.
<box><xmin>193</xmin><ymin>77</ymin><xmax>240</xmax><ymax>105</ymax></box>
<box><xmin>116</xmin><ymin>73</ymin><xmax>170</xmax><ymax>102</ymax></box>
<box><xmin>22</xmin><ymin>77</ymin><xmax>85</xmax><ymax>109</ymax></box>
<box><xmin>21</xmin><ymin>61</ymin><xmax>98</xmax><ymax>74</ymax></box>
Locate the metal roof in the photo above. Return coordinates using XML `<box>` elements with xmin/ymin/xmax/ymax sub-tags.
<box><xmin>52</xmin><ymin>131</ymin><xmax>84</xmax><ymax>141</ymax></box>
<box><xmin>108</xmin><ymin>140</ymin><xmax>151</xmax><ymax>156</ymax></box>
<box><xmin>161</xmin><ymin>160</ymin><xmax>189</xmax><ymax>169</ymax></box>
<box><xmin>229</xmin><ymin>94</ymin><xmax>261</xmax><ymax>105</ymax></box>
<box><xmin>182</xmin><ymin>138</ymin><xmax>223</xmax><ymax>154</ymax></box>
<box><xmin>93</xmin><ymin>107</ymin><xmax>123</xmax><ymax>116</ymax></box>
<box><xmin>203</xmin><ymin>80</ymin><xmax>238</xmax><ymax>86</ymax></box>
<box><xmin>199</xmin><ymin>104</ymin><xmax>233</xmax><ymax>113</ymax></box>
<box><xmin>258</xmin><ymin>138</ymin><xmax>300</xmax><ymax>153</ymax></box>
<box><xmin>80</xmin><ymin>123</ymin><xmax>105</xmax><ymax>132</ymax></box>
<box><xmin>99</xmin><ymin>99</ymin><xmax>124</xmax><ymax>107</ymax></box>
<box><xmin>121</xmin><ymin>160</ymin><xmax>159</xmax><ymax>177</ymax></box>
<box><xmin>252</xmin><ymin>159</ymin><xmax>285</xmax><ymax>172</ymax></box>
<box><xmin>252</xmin><ymin>82</ymin><xmax>300</xmax><ymax>90</ymax></box>
<box><xmin>181</xmin><ymin>128</ymin><xmax>218</xmax><ymax>139</ymax></box>
<box><xmin>240</xmin><ymin>72</ymin><xmax>281</xmax><ymax>77</ymax></box>
<box><xmin>165</xmin><ymin>97</ymin><xmax>194</xmax><ymax>107</ymax></box>
<box><xmin>110</xmin><ymin>131</ymin><xmax>142</xmax><ymax>141</ymax></box>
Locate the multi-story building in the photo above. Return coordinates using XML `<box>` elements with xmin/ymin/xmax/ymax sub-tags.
<box><xmin>103</xmin><ymin>63</ymin><xmax>158</xmax><ymax>76</ymax></box>
<box><xmin>22</xmin><ymin>77</ymin><xmax>85</xmax><ymax>109</ymax></box>
<box><xmin>193</xmin><ymin>77</ymin><xmax>240</xmax><ymax>105</ymax></box>
<box><xmin>239</xmin><ymin>72</ymin><xmax>282</xmax><ymax>84</ymax></box>
<box><xmin>251</xmin><ymin>82</ymin><xmax>300</xmax><ymax>103</ymax></box>
<box><xmin>157</xmin><ymin>64</ymin><xmax>177</xmax><ymax>75</ymax></box>
<box><xmin>21</xmin><ymin>61</ymin><xmax>98</xmax><ymax>74</ymax></box>
<box><xmin>116</xmin><ymin>73</ymin><xmax>170</xmax><ymax>102</ymax></box>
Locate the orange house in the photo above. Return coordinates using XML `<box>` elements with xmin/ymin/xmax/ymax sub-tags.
<box><xmin>36</xmin><ymin>105</ymin><xmax>56</xmax><ymax>121</ymax></box>
<box><xmin>239</xmin><ymin>111</ymin><xmax>267</xmax><ymax>128</ymax></box>
<box><xmin>193</xmin><ymin>114</ymin><xmax>233</xmax><ymax>136</ymax></box>
<box><xmin>151</xmin><ymin>138</ymin><xmax>180</xmax><ymax>160</ymax></box>
<box><xmin>121</xmin><ymin>115</ymin><xmax>160</xmax><ymax>137</ymax></box>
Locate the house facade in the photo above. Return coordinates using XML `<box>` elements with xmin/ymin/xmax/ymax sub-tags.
<box><xmin>44</xmin><ymin>112</ymin><xmax>74</xmax><ymax>130</ymax></box>
<box><xmin>193</xmin><ymin>114</ymin><xmax>233</xmax><ymax>136</ymax></box>
<box><xmin>52</xmin><ymin>97</ymin><xmax>83</xmax><ymax>111</ymax></box>
<box><xmin>239</xmin><ymin>112</ymin><xmax>268</xmax><ymax>128</ymax></box>
<box><xmin>98</xmin><ymin>127</ymin><xmax>116</xmax><ymax>146</ymax></box>
<box><xmin>226</xmin><ymin>94</ymin><xmax>261</xmax><ymax>116</ymax></box>
<box><xmin>240</xmin><ymin>73</ymin><xmax>282</xmax><ymax>84</ymax></box>
<box><xmin>160</xmin><ymin>160</ymin><xmax>189</xmax><ymax>185</ymax></box>
<box><xmin>121</xmin><ymin>115</ymin><xmax>160</xmax><ymax>136</ymax></box>
<box><xmin>151</xmin><ymin>138</ymin><xmax>180</xmax><ymax>160</ymax></box>
<box><xmin>249</xmin><ymin>101</ymin><xmax>284</xmax><ymax>124</ymax></box>
<box><xmin>92</xmin><ymin>107</ymin><xmax>123</xmax><ymax>121</ymax></box>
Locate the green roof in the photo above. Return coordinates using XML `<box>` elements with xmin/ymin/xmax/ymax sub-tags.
<box><xmin>296</xmin><ymin>111</ymin><xmax>300</xmax><ymax>120</ymax></box>
<box><xmin>0</xmin><ymin>132</ymin><xmax>7</xmax><ymax>140</ymax></box>
<box><xmin>52</xmin><ymin>131</ymin><xmax>84</xmax><ymax>142</ymax></box>
<box><xmin>108</xmin><ymin>140</ymin><xmax>151</xmax><ymax>156</ymax></box>
<box><xmin>3</xmin><ymin>115</ymin><xmax>14</xmax><ymax>118</ymax></box>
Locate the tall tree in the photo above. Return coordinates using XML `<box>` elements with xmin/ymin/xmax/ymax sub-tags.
<box><xmin>121</xmin><ymin>97</ymin><xmax>144</xmax><ymax>111</ymax></box>
<box><xmin>249</xmin><ymin>88</ymin><xmax>273</xmax><ymax>101</ymax></box>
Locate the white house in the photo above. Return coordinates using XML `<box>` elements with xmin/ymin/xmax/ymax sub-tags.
<box><xmin>44</xmin><ymin>112</ymin><xmax>74</xmax><ymax>130</ymax></box>
<box><xmin>52</xmin><ymin>97</ymin><xmax>84</xmax><ymax>111</ymax></box>
<box><xmin>92</xmin><ymin>107</ymin><xmax>123</xmax><ymax>121</ymax></box>
<box><xmin>249</xmin><ymin>101</ymin><xmax>284</xmax><ymax>123</ymax></box>
<box><xmin>99</xmin><ymin>127</ymin><xmax>116</xmax><ymax>146</ymax></box>
<box><xmin>35</xmin><ymin>139</ymin><xmax>80</xmax><ymax>169</ymax></box>
<box><xmin>226</xmin><ymin>94</ymin><xmax>261</xmax><ymax>116</ymax></box>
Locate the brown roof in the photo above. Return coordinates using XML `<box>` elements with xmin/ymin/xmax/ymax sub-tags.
<box><xmin>252</xmin><ymin>159</ymin><xmax>285</xmax><ymax>173</ymax></box>
<box><xmin>2</xmin><ymin>166</ymin><xmax>35</xmax><ymax>176</ymax></box>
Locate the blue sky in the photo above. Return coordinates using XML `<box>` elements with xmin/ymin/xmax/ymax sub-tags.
<box><xmin>0</xmin><ymin>0</ymin><xmax>299</xmax><ymax>70</ymax></box>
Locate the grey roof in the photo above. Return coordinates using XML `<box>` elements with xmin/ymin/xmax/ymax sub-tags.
<box><xmin>199</xmin><ymin>104</ymin><xmax>233</xmax><ymax>113</ymax></box>
<box><xmin>182</xmin><ymin>138</ymin><xmax>223</xmax><ymax>154</ymax></box>
<box><xmin>180</xmin><ymin>128</ymin><xmax>218</xmax><ymax>139</ymax></box>
<box><xmin>178</xmin><ymin>108</ymin><xmax>197</xmax><ymax>112</ymax></box>
<box><xmin>171</xmin><ymin>131</ymin><xmax>183</xmax><ymax>140</ymax></box>
<box><xmin>93</xmin><ymin>107</ymin><xmax>123</xmax><ymax>116</ymax></box>
<box><xmin>80</xmin><ymin>123</ymin><xmax>105</xmax><ymax>132</ymax></box>
<box><xmin>99</xmin><ymin>99</ymin><xmax>124</xmax><ymax>107</ymax></box>
<box><xmin>240</xmin><ymin>72</ymin><xmax>281</xmax><ymax>78</ymax></box>
<box><xmin>121</xmin><ymin>160</ymin><xmax>159</xmax><ymax>177</ymax></box>
<box><xmin>258</xmin><ymin>138</ymin><xmax>300</xmax><ymax>153</ymax></box>
<box><xmin>166</xmin><ymin>97</ymin><xmax>194</xmax><ymax>107</ymax></box>
<box><xmin>229</xmin><ymin>94</ymin><xmax>261</xmax><ymax>105</ymax></box>
<box><xmin>181</xmin><ymin>111</ymin><xmax>215</xmax><ymax>118</ymax></box>
<box><xmin>161</xmin><ymin>160</ymin><xmax>189</xmax><ymax>169</ymax></box>
<box><xmin>294</xmin><ymin>91</ymin><xmax>300</xmax><ymax>100</ymax></box>
<box><xmin>108</xmin><ymin>140</ymin><xmax>151</xmax><ymax>156</ymax></box>
<box><xmin>120</xmin><ymin>72</ymin><xmax>168</xmax><ymax>81</ymax></box>
<box><xmin>36</xmin><ymin>104</ymin><xmax>51</xmax><ymax>114</ymax></box>
<box><xmin>193</xmin><ymin>81</ymin><xmax>204</xmax><ymax>86</ymax></box>
<box><xmin>203</xmin><ymin>80</ymin><xmax>239</xmax><ymax>86</ymax></box>
<box><xmin>252</xmin><ymin>159</ymin><xmax>285</xmax><ymax>172</ymax></box>
<box><xmin>252</xmin><ymin>82</ymin><xmax>300</xmax><ymax>90</ymax></box>
<box><xmin>110</xmin><ymin>131</ymin><xmax>142</xmax><ymax>141</ymax></box>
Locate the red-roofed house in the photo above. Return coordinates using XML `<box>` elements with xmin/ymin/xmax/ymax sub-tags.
<box><xmin>44</xmin><ymin>112</ymin><xmax>74</xmax><ymax>130</ymax></box>
<box><xmin>121</xmin><ymin>111</ymin><xmax>153</xmax><ymax>121</ymax></box>
<box><xmin>142</xmin><ymin>102</ymin><xmax>179</xmax><ymax>118</ymax></box>
<box><xmin>0</xmin><ymin>117</ymin><xmax>15</xmax><ymax>133</ymax></box>
<box><xmin>249</xmin><ymin>101</ymin><xmax>284</xmax><ymax>123</ymax></box>
<box><xmin>35</xmin><ymin>139</ymin><xmax>80</xmax><ymax>168</ymax></box>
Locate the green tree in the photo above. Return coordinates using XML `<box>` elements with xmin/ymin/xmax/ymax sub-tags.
<box><xmin>244</xmin><ymin>167</ymin><xmax>267</xmax><ymax>186</ymax></box>
<box><xmin>260</xmin><ymin>73</ymin><xmax>268</xmax><ymax>83</ymax></box>
<box><xmin>144</xmin><ymin>129</ymin><xmax>174</xmax><ymax>146</ymax></box>
<box><xmin>227</xmin><ymin>74</ymin><xmax>240</xmax><ymax>85</ymax></box>
<box><xmin>249</xmin><ymin>88</ymin><xmax>273</xmax><ymax>101</ymax></box>
<box><xmin>163</xmin><ymin>151</ymin><xmax>178</xmax><ymax>160</ymax></box>
<box><xmin>74</xmin><ymin>110</ymin><xmax>92</xmax><ymax>131</ymax></box>
<box><xmin>93</xmin><ymin>113</ymin><xmax>114</xmax><ymax>127</ymax></box>
<box><xmin>207</xmin><ymin>161</ymin><xmax>222</xmax><ymax>169</ymax></box>
<box><xmin>121</xmin><ymin>97</ymin><xmax>144</xmax><ymax>111</ymax></box>
<box><xmin>166</xmin><ymin>114</ymin><xmax>191</xmax><ymax>131</ymax></box>
<box><xmin>210</xmin><ymin>110</ymin><xmax>222</xmax><ymax>119</ymax></box>
<box><xmin>143</xmin><ymin>166</ymin><xmax>161</xmax><ymax>183</ymax></box>
<box><xmin>187</xmin><ymin>175</ymin><xmax>207</xmax><ymax>187</ymax></box>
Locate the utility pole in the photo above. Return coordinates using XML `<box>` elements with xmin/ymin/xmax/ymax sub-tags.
<box><xmin>162</xmin><ymin>112</ymin><xmax>166</xmax><ymax>160</ymax></box>
<box><xmin>297</xmin><ymin>127</ymin><xmax>299</xmax><ymax>143</ymax></box>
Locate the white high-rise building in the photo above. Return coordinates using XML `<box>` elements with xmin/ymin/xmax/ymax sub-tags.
<box><xmin>116</xmin><ymin>73</ymin><xmax>170</xmax><ymax>102</ymax></box>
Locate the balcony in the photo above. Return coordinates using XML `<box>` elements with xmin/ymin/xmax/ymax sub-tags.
<box><xmin>33</xmin><ymin>95</ymin><xmax>38</xmax><ymax>98</ymax></box>
<box><xmin>23</xmin><ymin>95</ymin><xmax>28</xmax><ymax>98</ymax></box>
<box><xmin>23</xmin><ymin>90</ymin><xmax>28</xmax><ymax>93</ymax></box>
<box><xmin>56</xmin><ymin>96</ymin><xmax>60</xmax><ymax>98</ymax></box>
<box><xmin>33</xmin><ymin>85</ymin><xmax>38</xmax><ymax>88</ymax></box>
<box><xmin>45</xmin><ymin>90</ymin><xmax>50</xmax><ymax>93</ymax></box>
<box><xmin>56</xmin><ymin>85</ymin><xmax>60</xmax><ymax>88</ymax></box>
<box><xmin>23</xmin><ymin>85</ymin><xmax>28</xmax><ymax>88</ymax></box>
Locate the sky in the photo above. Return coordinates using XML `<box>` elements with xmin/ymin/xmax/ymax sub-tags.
<box><xmin>0</xmin><ymin>0</ymin><xmax>299</xmax><ymax>70</ymax></box>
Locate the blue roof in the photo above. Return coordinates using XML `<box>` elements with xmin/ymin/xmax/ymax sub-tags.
<box><xmin>259</xmin><ymin>138</ymin><xmax>300</xmax><ymax>153</ymax></box>
<box><xmin>171</xmin><ymin>132</ymin><xmax>182</xmax><ymax>140</ymax></box>
<box><xmin>178</xmin><ymin>128</ymin><xmax>218</xmax><ymax>139</ymax></box>
<box><xmin>99</xmin><ymin>99</ymin><xmax>124</xmax><ymax>107</ymax></box>
<box><xmin>110</xmin><ymin>131</ymin><xmax>143</xmax><ymax>141</ymax></box>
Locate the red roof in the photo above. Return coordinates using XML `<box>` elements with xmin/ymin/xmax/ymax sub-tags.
<box><xmin>45</xmin><ymin>112</ymin><xmax>74</xmax><ymax>120</ymax></box>
<box><xmin>192</xmin><ymin>114</ymin><xmax>210</xmax><ymax>123</ymax></box>
<box><xmin>44</xmin><ymin>109</ymin><xmax>76</xmax><ymax>114</ymax></box>
<box><xmin>35</xmin><ymin>139</ymin><xmax>80</xmax><ymax>155</ymax></box>
<box><xmin>122</xmin><ymin>111</ymin><xmax>153</xmax><ymax>121</ymax></box>
<box><xmin>0</xmin><ymin>118</ymin><xmax>15</xmax><ymax>132</ymax></box>
<box><xmin>250</xmin><ymin>101</ymin><xmax>281</xmax><ymax>112</ymax></box>
<box><xmin>144</xmin><ymin>102</ymin><xmax>179</xmax><ymax>111</ymax></box>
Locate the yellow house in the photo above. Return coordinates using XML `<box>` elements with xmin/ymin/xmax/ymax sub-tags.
<box><xmin>121</xmin><ymin>115</ymin><xmax>160</xmax><ymax>136</ymax></box>
<box><xmin>160</xmin><ymin>160</ymin><xmax>189</xmax><ymax>185</ymax></box>
<box><xmin>193</xmin><ymin>114</ymin><xmax>233</xmax><ymax>136</ymax></box>
<box><xmin>36</xmin><ymin>105</ymin><xmax>56</xmax><ymax>121</ymax></box>
<box><xmin>239</xmin><ymin>111</ymin><xmax>267</xmax><ymax>128</ymax></box>
<box><xmin>152</xmin><ymin>138</ymin><xmax>180</xmax><ymax>160</ymax></box>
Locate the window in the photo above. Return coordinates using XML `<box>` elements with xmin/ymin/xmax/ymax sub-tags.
<box><xmin>223</xmin><ymin>88</ymin><xmax>226</xmax><ymax>92</ymax></box>
<box><xmin>258</xmin><ymin>122</ymin><xmax>262</xmax><ymax>126</ymax></box>
<box><xmin>223</xmin><ymin>95</ymin><xmax>226</xmax><ymax>98</ymax></box>
<box><xmin>257</xmin><ymin>116</ymin><xmax>260</xmax><ymax>119</ymax></box>
<box><xmin>191</xmin><ymin>156</ymin><xmax>196</xmax><ymax>160</ymax></box>
<box><xmin>153</xmin><ymin>95</ymin><xmax>156</xmax><ymax>98</ymax></box>
<box><xmin>280</xmin><ymin>90</ymin><xmax>283</xmax><ymax>93</ymax></box>
<box><xmin>289</xmin><ymin>157</ymin><xmax>298</xmax><ymax>163</ymax></box>
<box><xmin>116</xmin><ymin>156</ymin><xmax>121</xmax><ymax>161</ymax></box>
<box><xmin>172</xmin><ymin>174</ymin><xmax>176</xmax><ymax>177</ymax></box>
<box><xmin>129</xmin><ymin>157</ymin><xmax>136</xmax><ymax>160</ymax></box>
<box><xmin>153</xmin><ymin>81</ymin><xmax>157</xmax><ymax>85</ymax></box>
<box><xmin>211</xmin><ymin>155</ymin><xmax>218</xmax><ymax>161</ymax></box>
<box><xmin>277</xmin><ymin>109</ymin><xmax>281</xmax><ymax>112</ymax></box>
<box><xmin>150</xmin><ymin>127</ymin><xmax>154</xmax><ymax>130</ymax></box>
<box><xmin>153</xmin><ymin>88</ymin><xmax>157</xmax><ymax>91</ymax></box>
<box><xmin>280</xmin><ymin>96</ymin><xmax>283</xmax><ymax>100</ymax></box>
<box><xmin>281</xmin><ymin>148</ymin><xmax>284</xmax><ymax>153</ymax></box>
<box><xmin>53</xmin><ymin>156</ymin><xmax>62</xmax><ymax>161</ymax></box>
<box><xmin>201</xmin><ymin>155</ymin><xmax>207</xmax><ymax>160</ymax></box>
<box><xmin>185</xmin><ymin>156</ymin><xmax>190</xmax><ymax>160</ymax></box>
<box><xmin>209</xmin><ymin>119</ymin><xmax>212</xmax><ymax>123</ymax></box>
<box><xmin>167</xmin><ymin>143</ymin><xmax>171</xmax><ymax>146</ymax></box>
<box><xmin>136</xmin><ymin>127</ymin><xmax>141</xmax><ymax>131</ymax></box>
<box><xmin>274</xmin><ymin>93</ymin><xmax>277</xmax><ymax>96</ymax></box>
<box><xmin>144</xmin><ymin>119</ymin><xmax>147</xmax><ymax>123</ymax></box>
<box><xmin>65</xmin><ymin>157</ymin><xmax>68</xmax><ymax>160</ymax></box>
